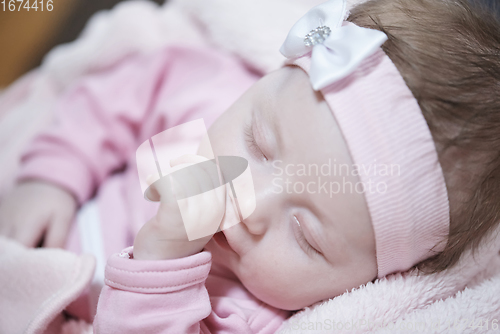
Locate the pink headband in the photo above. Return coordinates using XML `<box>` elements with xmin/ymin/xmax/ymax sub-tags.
<box><xmin>280</xmin><ymin>0</ymin><xmax>450</xmax><ymax>277</ymax></box>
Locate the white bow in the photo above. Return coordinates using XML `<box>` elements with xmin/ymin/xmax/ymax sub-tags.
<box><xmin>280</xmin><ymin>0</ymin><xmax>388</xmax><ymax>91</ymax></box>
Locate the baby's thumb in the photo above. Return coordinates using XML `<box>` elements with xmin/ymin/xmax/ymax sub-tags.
<box><xmin>147</xmin><ymin>155</ymin><xmax>211</xmax><ymax>202</ymax></box>
<box><xmin>167</xmin><ymin>155</ymin><xmax>218</xmax><ymax>202</ymax></box>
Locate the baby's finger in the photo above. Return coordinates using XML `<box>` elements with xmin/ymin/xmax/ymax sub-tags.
<box><xmin>151</xmin><ymin>177</ymin><xmax>177</xmax><ymax>203</ymax></box>
<box><xmin>170</xmin><ymin>154</ymin><xmax>209</xmax><ymax>168</ymax></box>
<box><xmin>12</xmin><ymin>219</ymin><xmax>46</xmax><ymax>248</ymax></box>
<box><xmin>44</xmin><ymin>216</ymin><xmax>72</xmax><ymax>248</ymax></box>
<box><xmin>149</xmin><ymin>155</ymin><xmax>208</xmax><ymax>202</ymax></box>
<box><xmin>167</xmin><ymin>159</ymin><xmax>221</xmax><ymax>200</ymax></box>
<box><xmin>177</xmin><ymin>167</ymin><xmax>226</xmax><ymax>241</ymax></box>
<box><xmin>185</xmin><ymin>159</ymin><xmax>221</xmax><ymax>197</ymax></box>
<box><xmin>144</xmin><ymin>155</ymin><xmax>207</xmax><ymax>202</ymax></box>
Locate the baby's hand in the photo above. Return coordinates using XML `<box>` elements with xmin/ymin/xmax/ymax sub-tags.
<box><xmin>133</xmin><ymin>155</ymin><xmax>225</xmax><ymax>260</ymax></box>
<box><xmin>0</xmin><ymin>180</ymin><xmax>77</xmax><ymax>248</ymax></box>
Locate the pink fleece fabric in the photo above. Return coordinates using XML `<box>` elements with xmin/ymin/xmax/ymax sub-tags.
<box><xmin>0</xmin><ymin>236</ymin><xmax>95</xmax><ymax>334</ymax></box>
<box><xmin>16</xmin><ymin>45</ymin><xmax>292</xmax><ymax>332</ymax></box>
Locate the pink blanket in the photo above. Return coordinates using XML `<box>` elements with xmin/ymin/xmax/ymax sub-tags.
<box><xmin>1</xmin><ymin>0</ymin><xmax>499</xmax><ymax>333</ymax></box>
<box><xmin>0</xmin><ymin>236</ymin><xmax>95</xmax><ymax>334</ymax></box>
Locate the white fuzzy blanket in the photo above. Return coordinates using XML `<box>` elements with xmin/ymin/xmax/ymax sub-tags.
<box><xmin>0</xmin><ymin>0</ymin><xmax>499</xmax><ymax>333</ymax></box>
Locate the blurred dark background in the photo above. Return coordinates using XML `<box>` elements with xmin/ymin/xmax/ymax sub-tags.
<box><xmin>0</xmin><ymin>0</ymin><xmax>498</xmax><ymax>89</ymax></box>
<box><xmin>0</xmin><ymin>0</ymin><xmax>164</xmax><ymax>88</ymax></box>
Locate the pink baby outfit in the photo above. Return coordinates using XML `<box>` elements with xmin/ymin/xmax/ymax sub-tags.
<box><xmin>96</xmin><ymin>247</ymin><xmax>290</xmax><ymax>333</ymax></box>
<box><xmin>17</xmin><ymin>45</ymin><xmax>291</xmax><ymax>332</ymax></box>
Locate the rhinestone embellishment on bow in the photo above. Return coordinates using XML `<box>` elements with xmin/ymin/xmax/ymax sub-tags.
<box><xmin>304</xmin><ymin>26</ymin><xmax>332</xmax><ymax>47</ymax></box>
<box><xmin>280</xmin><ymin>0</ymin><xmax>388</xmax><ymax>90</ymax></box>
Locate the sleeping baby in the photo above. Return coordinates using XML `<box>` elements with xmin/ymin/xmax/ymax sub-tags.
<box><xmin>1</xmin><ymin>0</ymin><xmax>500</xmax><ymax>332</ymax></box>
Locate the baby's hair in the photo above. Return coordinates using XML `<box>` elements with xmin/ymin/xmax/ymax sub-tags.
<box><xmin>348</xmin><ymin>0</ymin><xmax>500</xmax><ymax>274</ymax></box>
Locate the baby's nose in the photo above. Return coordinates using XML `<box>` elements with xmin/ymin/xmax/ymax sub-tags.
<box><xmin>241</xmin><ymin>214</ymin><xmax>268</xmax><ymax>236</ymax></box>
<box><xmin>238</xmin><ymin>181</ymin><xmax>280</xmax><ymax>236</ymax></box>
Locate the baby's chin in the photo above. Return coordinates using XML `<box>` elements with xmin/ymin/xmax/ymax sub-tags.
<box><xmin>249</xmin><ymin>286</ymin><xmax>321</xmax><ymax>311</ymax></box>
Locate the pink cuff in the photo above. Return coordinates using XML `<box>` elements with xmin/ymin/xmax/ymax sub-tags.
<box><xmin>16</xmin><ymin>153</ymin><xmax>95</xmax><ymax>205</ymax></box>
<box><xmin>104</xmin><ymin>247</ymin><xmax>212</xmax><ymax>294</ymax></box>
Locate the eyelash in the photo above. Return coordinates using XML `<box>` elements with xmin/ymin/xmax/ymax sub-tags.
<box><xmin>244</xmin><ymin>121</ymin><xmax>268</xmax><ymax>161</ymax></box>
<box><xmin>293</xmin><ymin>215</ymin><xmax>321</xmax><ymax>256</ymax></box>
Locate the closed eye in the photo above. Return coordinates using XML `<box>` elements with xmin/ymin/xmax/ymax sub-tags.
<box><xmin>292</xmin><ymin>215</ymin><xmax>321</xmax><ymax>256</ymax></box>
<box><xmin>244</xmin><ymin>120</ymin><xmax>268</xmax><ymax>161</ymax></box>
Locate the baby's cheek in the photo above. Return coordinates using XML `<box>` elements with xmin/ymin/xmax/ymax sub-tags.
<box><xmin>238</xmin><ymin>256</ymin><xmax>312</xmax><ymax>310</ymax></box>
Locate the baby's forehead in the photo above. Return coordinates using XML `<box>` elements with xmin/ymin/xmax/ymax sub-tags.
<box><xmin>259</xmin><ymin>66</ymin><xmax>313</xmax><ymax>98</ymax></box>
<box><xmin>252</xmin><ymin>66</ymin><xmax>322</xmax><ymax>124</ymax></box>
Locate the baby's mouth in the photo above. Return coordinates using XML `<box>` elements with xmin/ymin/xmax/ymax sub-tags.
<box><xmin>213</xmin><ymin>230</ymin><xmax>233</xmax><ymax>252</ymax></box>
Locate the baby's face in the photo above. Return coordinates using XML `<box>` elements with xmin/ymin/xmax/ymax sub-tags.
<box><xmin>204</xmin><ymin>66</ymin><xmax>377</xmax><ymax>310</ymax></box>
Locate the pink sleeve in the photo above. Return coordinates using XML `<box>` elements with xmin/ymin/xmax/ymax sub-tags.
<box><xmin>93</xmin><ymin>248</ymin><xmax>274</xmax><ymax>334</ymax></box>
<box><xmin>16</xmin><ymin>46</ymin><xmax>256</xmax><ymax>204</ymax></box>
